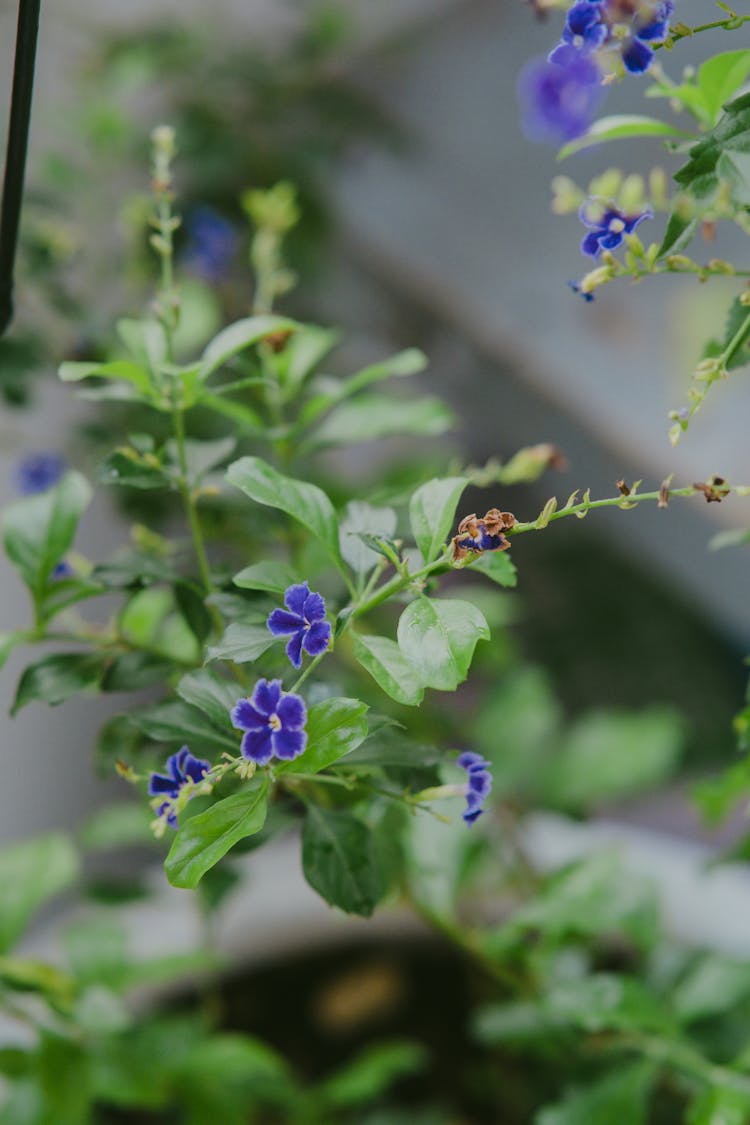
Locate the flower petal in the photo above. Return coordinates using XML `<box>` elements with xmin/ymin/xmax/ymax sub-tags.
<box><xmin>241</xmin><ymin>727</ymin><xmax>273</xmax><ymax>764</ymax></box>
<box><xmin>267</xmin><ymin>608</ymin><xmax>304</xmax><ymax>636</ymax></box>
<box><xmin>277</xmin><ymin>692</ymin><xmax>307</xmax><ymax>730</ymax></box>
<box><xmin>182</xmin><ymin>753</ymin><xmax>211</xmax><ymax>784</ymax></box>
<box><xmin>284</xmin><ymin>582</ymin><xmax>310</xmax><ymax>617</ymax></box>
<box><xmin>231</xmin><ymin>699</ymin><xmax>267</xmax><ymax>731</ymax></box>
<box><xmin>581</xmin><ymin>230</ymin><xmax>603</xmax><ymax>257</ymax></box>
<box><xmin>302</xmin><ymin>590</ymin><xmax>326</xmax><ymax>623</ymax></box>
<box><xmin>285</xmin><ymin>629</ymin><xmax>305</xmax><ymax>669</ymax></box>
<box><xmin>303</xmin><ymin>620</ymin><xmax>331</xmax><ymax>658</ymax></box>
<box><xmin>272</xmin><ymin>726</ymin><xmax>307</xmax><ymax>761</ymax></box>
<box><xmin>251</xmin><ymin>678</ymin><xmax>282</xmax><ymax>716</ymax></box>
<box><xmin>148</xmin><ymin>772</ymin><xmax>178</xmax><ymax>797</ymax></box>
<box><xmin>621</xmin><ymin>36</ymin><xmax>653</xmax><ymax>74</ymax></box>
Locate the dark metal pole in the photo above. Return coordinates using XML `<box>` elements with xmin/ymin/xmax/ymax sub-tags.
<box><xmin>0</xmin><ymin>0</ymin><xmax>42</xmax><ymax>337</ymax></box>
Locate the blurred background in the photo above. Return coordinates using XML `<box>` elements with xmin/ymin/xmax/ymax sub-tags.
<box><xmin>1</xmin><ymin>0</ymin><xmax>747</xmax><ymax>840</ymax></box>
<box><xmin>2</xmin><ymin>1</ymin><xmax>750</xmax><ymax>1118</ymax></box>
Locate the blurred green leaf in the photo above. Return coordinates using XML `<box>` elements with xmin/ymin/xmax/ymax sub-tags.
<box><xmin>0</xmin><ymin>834</ymin><xmax>79</xmax><ymax>953</ymax></box>
<box><xmin>535</xmin><ymin>1062</ymin><xmax>656</xmax><ymax>1124</ymax></box>
<box><xmin>302</xmin><ymin>806</ymin><xmax>383</xmax><ymax>916</ymax></box>
<box><xmin>205</xmin><ymin>623</ymin><xmax>278</xmax><ymax>664</ymax></box>
<box><xmin>198</xmin><ymin>315</ymin><xmax>297</xmax><ymax>379</ymax></box>
<box><xmin>316</xmin><ymin>1040</ymin><xmax>427</xmax><ymax>1110</ymax></box>
<box><xmin>11</xmin><ymin>652</ymin><xmax>106</xmax><ymax>714</ymax></box>
<box><xmin>2</xmin><ymin>472</ymin><xmax>92</xmax><ymax>601</ymax></box>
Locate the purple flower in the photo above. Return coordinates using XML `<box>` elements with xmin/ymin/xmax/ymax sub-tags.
<box><xmin>267</xmin><ymin>582</ymin><xmax>332</xmax><ymax>669</ymax></box>
<box><xmin>231</xmin><ymin>679</ymin><xmax>307</xmax><ymax>765</ymax></box>
<box><xmin>579</xmin><ymin>200</ymin><xmax>653</xmax><ymax>257</ymax></box>
<box><xmin>182</xmin><ymin>206</ymin><xmax>238</xmax><ymax>283</ymax></box>
<box><xmin>549</xmin><ymin>1</ymin><xmax>607</xmax><ymax>64</ymax></box>
<box><xmin>518</xmin><ymin>55</ymin><xmax>604</xmax><ymax>144</ymax></box>
<box><xmin>14</xmin><ymin>452</ymin><xmax>65</xmax><ymax>495</ymax></box>
<box><xmin>52</xmin><ymin>560</ymin><xmax>73</xmax><ymax>579</ymax></box>
<box><xmin>550</xmin><ymin>0</ymin><xmax>673</xmax><ymax>75</ymax></box>
<box><xmin>457</xmin><ymin>752</ymin><xmax>493</xmax><ymax>826</ymax></box>
<box><xmin>148</xmin><ymin>746</ymin><xmax>211</xmax><ymax>827</ymax></box>
<box><xmin>568</xmin><ymin>280</ymin><xmax>595</xmax><ymax>302</ymax></box>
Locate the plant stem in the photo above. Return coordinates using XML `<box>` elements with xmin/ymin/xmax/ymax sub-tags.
<box><xmin>660</xmin><ymin>13</ymin><xmax>750</xmax><ymax>47</ymax></box>
<box><xmin>352</xmin><ymin>553</ymin><xmax>449</xmax><ymax>618</ymax></box>
<box><xmin>173</xmin><ymin>404</ymin><xmax>214</xmax><ymax>597</ymax></box>
<box><xmin>509</xmin><ymin>483</ymin><xmax>743</xmax><ymax>535</ymax></box>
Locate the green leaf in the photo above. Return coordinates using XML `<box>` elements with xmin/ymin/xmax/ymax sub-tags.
<box><xmin>673</xmin><ymin>954</ymin><xmax>750</xmax><ymax>1023</ymax></box>
<box><xmin>535</xmin><ymin>1062</ymin><xmax>656</xmax><ymax>1125</ymax></box>
<box><xmin>543</xmin><ymin>707</ymin><xmax>682</xmax><ymax>812</ymax></box>
<box><xmin>409</xmin><ymin>476</ymin><xmax>467</xmax><ymax>564</ymax></box>
<box><xmin>0</xmin><ymin>834</ymin><xmax>79</xmax><ymax>952</ymax></box>
<box><xmin>674</xmin><ymin>92</ymin><xmax>750</xmax><ymax>201</ymax></box>
<box><xmin>175</xmin><ymin>669</ymin><xmax>239</xmax><ymax>730</ymax></box>
<box><xmin>696</xmin><ymin>50</ymin><xmax>750</xmax><ymax>127</ymax></box>
<box><xmin>226</xmin><ymin>455</ymin><xmax>343</xmax><ymax>569</ymax></box>
<box><xmin>338</xmin><ymin>347</ymin><xmax>427</xmax><ymax>395</ymax></box>
<box><xmin>199</xmin><ymin>391</ymin><xmax>266</xmax><ymax>435</ymax></box>
<box><xmin>11</xmin><ymin>652</ymin><xmax>106</xmax><ymax>714</ymax></box>
<box><xmin>352</xmin><ymin>633</ymin><xmax>425</xmax><ymax>706</ymax></box>
<box><xmin>657</xmin><ymin>211</ymin><xmax>698</xmax><ymax>258</ymax></box>
<box><xmin>117</xmin><ymin>317</ymin><xmax>168</xmax><ymax>373</ymax></box>
<box><xmin>58</xmin><ymin>359</ymin><xmax>152</xmax><ymax>395</ymax></box>
<box><xmin>0</xmin><ymin>631</ymin><xmax>24</xmax><ymax>671</ymax></box>
<box><xmin>205</xmin><ymin>623</ymin><xmax>278</xmax><ymax>664</ymax></box>
<box><xmin>339</xmin><ymin>502</ymin><xmax>398</xmax><ymax>575</ymax></box>
<box><xmin>717</xmin><ymin>149</ymin><xmax>750</xmax><ymax>205</ymax></box>
<box><xmin>129</xmin><ymin>700</ymin><xmax>238</xmax><ymax>754</ymax></box>
<box><xmin>79</xmin><ymin>802</ymin><xmax>154</xmax><ymax>852</ymax></box>
<box><xmin>301</xmin><ymin>805</ymin><xmax>383</xmax><ymax>916</ymax></box>
<box><xmin>276</xmin><ymin>697</ymin><xmax>369</xmax><ymax>775</ymax></box>
<box><xmin>397</xmin><ymin>597</ymin><xmax>490</xmax><ymax>691</ymax></box>
<box><xmin>543</xmin><ymin>973</ymin><xmax>674</xmax><ymax>1036</ymax></box>
<box><xmin>317</xmin><ymin>1040</ymin><xmax>427</xmax><ymax>1110</ymax></box>
<box><xmin>165</xmin><ymin>777</ymin><xmax>269</xmax><ymax>888</ymax></box>
<box><xmin>100</xmin><ymin>652</ymin><xmax>174</xmax><ymax>693</ymax></box>
<box><xmin>232</xmin><ymin>560</ymin><xmax>300</xmax><ymax>594</ymax></box>
<box><xmin>2</xmin><ymin>471</ymin><xmax>92</xmax><ymax>598</ymax></box>
<box><xmin>558</xmin><ymin>114</ymin><xmax>692</xmax><ymax>160</ymax></box>
<box><xmin>165</xmin><ymin>436</ymin><xmax>237</xmax><ymax>485</ymax></box>
<box><xmin>688</xmin><ymin>1086</ymin><xmax>750</xmax><ymax>1125</ymax></box>
<box><xmin>198</xmin><ymin>315</ymin><xmax>297</xmax><ymax>379</ymax></box>
<box><xmin>276</xmin><ymin>324</ymin><xmax>341</xmax><ymax>401</ymax></box>
<box><xmin>469</xmin><ymin>550</ymin><xmax>518</xmax><ymax>587</ymax></box>
<box><xmin>306</xmin><ymin>394</ymin><xmax>453</xmax><ymax>450</ymax></box>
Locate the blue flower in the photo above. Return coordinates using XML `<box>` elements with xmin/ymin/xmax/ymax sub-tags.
<box><xmin>568</xmin><ymin>280</ymin><xmax>595</xmax><ymax>302</ymax></box>
<box><xmin>14</xmin><ymin>452</ymin><xmax>65</xmax><ymax>495</ymax></box>
<box><xmin>518</xmin><ymin>55</ymin><xmax>604</xmax><ymax>144</ymax></box>
<box><xmin>231</xmin><ymin>679</ymin><xmax>308</xmax><ymax>764</ymax></box>
<box><xmin>579</xmin><ymin>200</ymin><xmax>653</xmax><ymax>257</ymax></box>
<box><xmin>148</xmin><ymin>746</ymin><xmax>211</xmax><ymax>827</ymax></box>
<box><xmin>52</xmin><ymin>560</ymin><xmax>73</xmax><ymax>579</ymax></box>
<box><xmin>620</xmin><ymin>0</ymin><xmax>674</xmax><ymax>74</ymax></box>
<box><xmin>182</xmin><ymin>206</ymin><xmax>238</xmax><ymax>283</ymax></box>
<box><xmin>267</xmin><ymin>582</ymin><xmax>332</xmax><ymax>669</ymax></box>
<box><xmin>549</xmin><ymin>1</ymin><xmax>607</xmax><ymax>64</ymax></box>
<box><xmin>550</xmin><ymin>0</ymin><xmax>673</xmax><ymax>75</ymax></box>
<box><xmin>457</xmin><ymin>752</ymin><xmax>493</xmax><ymax>826</ymax></box>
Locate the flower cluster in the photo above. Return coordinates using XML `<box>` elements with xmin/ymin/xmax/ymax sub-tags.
<box><xmin>267</xmin><ymin>582</ymin><xmax>331</xmax><ymax>669</ymax></box>
<box><xmin>457</xmin><ymin>752</ymin><xmax>493</xmax><ymax>825</ymax></box>
<box><xmin>519</xmin><ymin>0</ymin><xmax>674</xmax><ymax>143</ymax></box>
<box><xmin>452</xmin><ymin>508</ymin><xmax>515</xmax><ymax>562</ymax></box>
<box><xmin>231</xmin><ymin>679</ymin><xmax>307</xmax><ymax>764</ymax></box>
<box><xmin>149</xmin><ymin>746</ymin><xmax>212</xmax><ymax>828</ymax></box>
<box><xmin>550</xmin><ymin>0</ymin><xmax>674</xmax><ymax>75</ymax></box>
